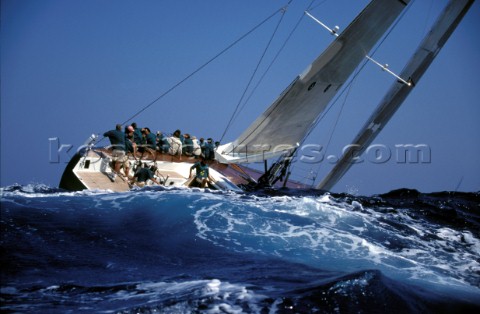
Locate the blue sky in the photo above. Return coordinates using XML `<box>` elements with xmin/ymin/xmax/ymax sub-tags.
<box><xmin>1</xmin><ymin>0</ymin><xmax>479</xmax><ymax>195</ymax></box>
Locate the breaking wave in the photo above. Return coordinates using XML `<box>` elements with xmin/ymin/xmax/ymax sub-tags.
<box><xmin>1</xmin><ymin>184</ymin><xmax>479</xmax><ymax>313</ymax></box>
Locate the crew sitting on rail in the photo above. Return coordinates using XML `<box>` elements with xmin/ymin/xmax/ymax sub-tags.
<box><xmin>183</xmin><ymin>133</ymin><xmax>194</xmax><ymax>156</ymax></box>
<box><xmin>191</xmin><ymin>136</ymin><xmax>201</xmax><ymax>158</ymax></box>
<box><xmin>203</xmin><ymin>138</ymin><xmax>215</xmax><ymax>160</ymax></box>
<box><xmin>156</xmin><ymin>131</ymin><xmax>170</xmax><ymax>153</ymax></box>
<box><xmin>140</xmin><ymin>127</ymin><xmax>157</xmax><ymax>159</ymax></box>
<box><xmin>168</xmin><ymin>129</ymin><xmax>183</xmax><ymax>156</ymax></box>
<box><xmin>126</xmin><ymin>124</ymin><xmax>218</xmax><ymax>161</ymax></box>
<box><xmin>131</xmin><ymin>122</ymin><xmax>143</xmax><ymax>147</ymax></box>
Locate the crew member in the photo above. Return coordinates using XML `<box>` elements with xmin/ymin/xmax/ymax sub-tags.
<box><xmin>142</xmin><ymin>127</ymin><xmax>157</xmax><ymax>159</ymax></box>
<box><xmin>104</xmin><ymin>124</ymin><xmax>128</xmax><ymax>182</ymax></box>
<box><xmin>189</xmin><ymin>156</ymin><xmax>215</xmax><ymax>188</ymax></box>
<box><xmin>131</xmin><ymin>165</ymin><xmax>160</xmax><ymax>187</ymax></box>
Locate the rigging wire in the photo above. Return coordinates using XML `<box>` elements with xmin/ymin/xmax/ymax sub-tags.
<box><xmin>303</xmin><ymin>0</ymin><xmax>416</xmax><ymax>185</ymax></box>
<box><xmin>313</xmin><ymin>72</ymin><xmax>357</xmax><ymax>175</ymax></box>
<box><xmin>270</xmin><ymin>0</ymin><xmax>323</xmax><ymax>185</ymax></box>
<box><xmin>278</xmin><ymin>0</ymin><xmax>328</xmax><ymax>181</ymax></box>
<box><xmin>221</xmin><ymin>0</ymin><xmax>318</xmax><ymax>148</ymax></box>
<box><xmin>119</xmin><ymin>7</ymin><xmax>286</xmax><ymax>128</ymax></box>
<box><xmin>218</xmin><ymin>2</ymin><xmax>293</xmax><ymax>143</ymax></box>
<box><xmin>223</xmin><ymin>0</ymin><xmax>321</xmax><ymax>178</ymax></box>
<box><xmin>230</xmin><ymin>1</ymin><xmax>311</xmax><ymax>130</ymax></box>
<box><xmin>93</xmin><ymin>6</ymin><xmax>286</xmax><ymax>146</ymax></box>
<box><xmin>303</xmin><ymin>0</ymin><xmax>415</xmax><ymax>142</ymax></box>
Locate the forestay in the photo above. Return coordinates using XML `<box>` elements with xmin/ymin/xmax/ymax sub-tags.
<box><xmin>216</xmin><ymin>0</ymin><xmax>410</xmax><ymax>164</ymax></box>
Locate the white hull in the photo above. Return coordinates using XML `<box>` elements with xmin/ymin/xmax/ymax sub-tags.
<box><xmin>60</xmin><ymin>148</ymin><xmax>252</xmax><ymax>192</ymax></box>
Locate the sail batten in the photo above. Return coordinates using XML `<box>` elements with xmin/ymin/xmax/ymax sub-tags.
<box><xmin>216</xmin><ymin>0</ymin><xmax>410</xmax><ymax>164</ymax></box>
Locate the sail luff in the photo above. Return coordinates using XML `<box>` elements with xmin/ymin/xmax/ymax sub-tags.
<box><xmin>215</xmin><ymin>0</ymin><xmax>410</xmax><ymax>164</ymax></box>
<box><xmin>316</xmin><ymin>0</ymin><xmax>475</xmax><ymax>191</ymax></box>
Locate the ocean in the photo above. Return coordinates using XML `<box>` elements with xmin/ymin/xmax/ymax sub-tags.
<box><xmin>1</xmin><ymin>184</ymin><xmax>479</xmax><ymax>313</ymax></box>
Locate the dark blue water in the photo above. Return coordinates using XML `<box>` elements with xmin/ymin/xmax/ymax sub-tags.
<box><xmin>1</xmin><ymin>184</ymin><xmax>479</xmax><ymax>313</ymax></box>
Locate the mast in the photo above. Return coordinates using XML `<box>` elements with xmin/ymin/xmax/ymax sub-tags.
<box><xmin>316</xmin><ymin>0</ymin><xmax>475</xmax><ymax>191</ymax></box>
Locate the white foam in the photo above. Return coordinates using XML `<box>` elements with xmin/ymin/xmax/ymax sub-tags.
<box><xmin>130</xmin><ymin>279</ymin><xmax>266</xmax><ymax>314</ymax></box>
<box><xmin>191</xmin><ymin>192</ymin><xmax>480</xmax><ymax>293</ymax></box>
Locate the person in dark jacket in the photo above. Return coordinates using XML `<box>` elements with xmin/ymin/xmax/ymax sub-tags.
<box><xmin>156</xmin><ymin>131</ymin><xmax>170</xmax><ymax>153</ymax></box>
<box><xmin>141</xmin><ymin>127</ymin><xmax>157</xmax><ymax>159</ymax></box>
<box><xmin>131</xmin><ymin>122</ymin><xmax>143</xmax><ymax>146</ymax></box>
<box><xmin>183</xmin><ymin>133</ymin><xmax>194</xmax><ymax>156</ymax></box>
<box><xmin>204</xmin><ymin>138</ymin><xmax>215</xmax><ymax>160</ymax></box>
<box><xmin>131</xmin><ymin>165</ymin><xmax>160</xmax><ymax>187</ymax></box>
<box><xmin>104</xmin><ymin>124</ymin><xmax>128</xmax><ymax>182</ymax></box>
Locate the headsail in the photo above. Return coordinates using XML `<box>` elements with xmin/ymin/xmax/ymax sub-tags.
<box><xmin>317</xmin><ymin>0</ymin><xmax>474</xmax><ymax>191</ymax></box>
<box><xmin>216</xmin><ymin>0</ymin><xmax>410</xmax><ymax>164</ymax></box>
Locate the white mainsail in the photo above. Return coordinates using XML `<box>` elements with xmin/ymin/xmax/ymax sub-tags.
<box><xmin>216</xmin><ymin>0</ymin><xmax>410</xmax><ymax>164</ymax></box>
<box><xmin>317</xmin><ymin>0</ymin><xmax>474</xmax><ymax>191</ymax></box>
